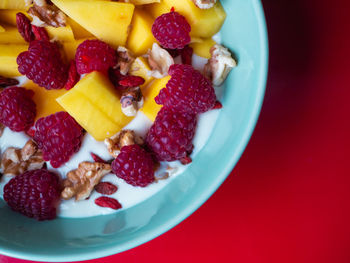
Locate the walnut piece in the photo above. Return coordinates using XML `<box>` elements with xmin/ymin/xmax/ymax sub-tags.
<box><xmin>116</xmin><ymin>46</ymin><xmax>135</xmax><ymax>75</ymax></box>
<box><xmin>61</xmin><ymin>162</ymin><xmax>112</xmax><ymax>201</ymax></box>
<box><xmin>0</xmin><ymin>140</ymin><xmax>45</xmax><ymax>176</ymax></box>
<box><xmin>147</xmin><ymin>43</ymin><xmax>174</xmax><ymax>79</ymax></box>
<box><xmin>104</xmin><ymin>130</ymin><xmax>144</xmax><ymax>158</ymax></box>
<box><xmin>192</xmin><ymin>0</ymin><xmax>216</xmax><ymax>9</ymax></box>
<box><xmin>0</xmin><ymin>124</ymin><xmax>4</xmax><ymax>137</ymax></box>
<box><xmin>28</xmin><ymin>0</ymin><xmax>66</xmax><ymax>28</ymax></box>
<box><xmin>120</xmin><ymin>87</ymin><xmax>144</xmax><ymax>116</ymax></box>
<box><xmin>204</xmin><ymin>44</ymin><xmax>237</xmax><ymax>86</ymax></box>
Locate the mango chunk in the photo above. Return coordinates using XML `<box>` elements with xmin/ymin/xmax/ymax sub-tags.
<box><xmin>51</xmin><ymin>0</ymin><xmax>135</xmax><ymax>47</ymax></box>
<box><xmin>57</xmin><ymin>91</ymin><xmax>122</xmax><ymax>141</ymax></box>
<box><xmin>0</xmin><ymin>25</ymin><xmax>4</xmax><ymax>32</ymax></box>
<box><xmin>129</xmin><ymin>56</ymin><xmax>154</xmax><ymax>88</ymax></box>
<box><xmin>128</xmin><ymin>0</ymin><xmax>160</xmax><ymax>4</ymax></box>
<box><xmin>0</xmin><ymin>26</ymin><xmax>26</xmax><ymax>44</ymax></box>
<box><xmin>127</xmin><ymin>8</ymin><xmax>156</xmax><ymax>56</ymax></box>
<box><xmin>57</xmin><ymin>72</ymin><xmax>133</xmax><ymax>141</ymax></box>
<box><xmin>46</xmin><ymin>25</ymin><xmax>75</xmax><ymax>42</ymax></box>
<box><xmin>190</xmin><ymin>38</ymin><xmax>216</xmax><ymax>59</ymax></box>
<box><xmin>67</xmin><ymin>17</ymin><xmax>94</xmax><ymax>39</ymax></box>
<box><xmin>146</xmin><ymin>0</ymin><xmax>226</xmax><ymax>38</ymax></box>
<box><xmin>0</xmin><ymin>44</ymin><xmax>28</xmax><ymax>77</ymax></box>
<box><xmin>23</xmin><ymin>80</ymin><xmax>67</xmax><ymax>120</ymax></box>
<box><xmin>141</xmin><ymin>76</ymin><xmax>170</xmax><ymax>122</ymax></box>
<box><xmin>0</xmin><ymin>0</ymin><xmax>27</xmax><ymax>9</ymax></box>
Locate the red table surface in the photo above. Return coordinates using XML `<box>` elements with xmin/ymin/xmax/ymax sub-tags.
<box><xmin>2</xmin><ymin>0</ymin><xmax>350</xmax><ymax>262</ymax></box>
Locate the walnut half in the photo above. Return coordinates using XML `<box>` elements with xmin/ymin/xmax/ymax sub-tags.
<box><xmin>120</xmin><ymin>87</ymin><xmax>144</xmax><ymax>117</ymax></box>
<box><xmin>61</xmin><ymin>162</ymin><xmax>112</xmax><ymax>201</ymax></box>
<box><xmin>28</xmin><ymin>0</ymin><xmax>66</xmax><ymax>28</ymax></box>
<box><xmin>204</xmin><ymin>44</ymin><xmax>237</xmax><ymax>86</ymax></box>
<box><xmin>104</xmin><ymin>130</ymin><xmax>144</xmax><ymax>158</ymax></box>
<box><xmin>192</xmin><ymin>0</ymin><xmax>217</xmax><ymax>9</ymax></box>
<box><xmin>0</xmin><ymin>140</ymin><xmax>45</xmax><ymax>176</ymax></box>
<box><xmin>147</xmin><ymin>43</ymin><xmax>174</xmax><ymax>79</ymax></box>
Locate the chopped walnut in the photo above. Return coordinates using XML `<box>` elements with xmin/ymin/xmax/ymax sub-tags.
<box><xmin>28</xmin><ymin>0</ymin><xmax>66</xmax><ymax>28</ymax></box>
<box><xmin>204</xmin><ymin>44</ymin><xmax>237</xmax><ymax>86</ymax></box>
<box><xmin>120</xmin><ymin>87</ymin><xmax>144</xmax><ymax>116</ymax></box>
<box><xmin>0</xmin><ymin>140</ymin><xmax>45</xmax><ymax>176</ymax></box>
<box><xmin>0</xmin><ymin>124</ymin><xmax>4</xmax><ymax>137</ymax></box>
<box><xmin>104</xmin><ymin>130</ymin><xmax>144</xmax><ymax>158</ymax></box>
<box><xmin>116</xmin><ymin>46</ymin><xmax>135</xmax><ymax>75</ymax></box>
<box><xmin>192</xmin><ymin>0</ymin><xmax>216</xmax><ymax>9</ymax></box>
<box><xmin>61</xmin><ymin>162</ymin><xmax>112</xmax><ymax>201</ymax></box>
<box><xmin>147</xmin><ymin>43</ymin><xmax>174</xmax><ymax>79</ymax></box>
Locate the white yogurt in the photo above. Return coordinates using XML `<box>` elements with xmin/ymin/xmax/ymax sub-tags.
<box><xmin>0</xmin><ymin>54</ymin><xmax>221</xmax><ymax>218</ymax></box>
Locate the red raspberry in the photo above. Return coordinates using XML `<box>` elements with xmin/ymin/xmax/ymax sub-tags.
<box><xmin>75</xmin><ymin>39</ymin><xmax>117</xmax><ymax>74</ymax></box>
<box><xmin>112</xmin><ymin>144</ymin><xmax>155</xmax><ymax>187</ymax></box>
<box><xmin>31</xmin><ymin>25</ymin><xmax>49</xmax><ymax>41</ymax></box>
<box><xmin>146</xmin><ymin>107</ymin><xmax>197</xmax><ymax>162</ymax></box>
<box><xmin>34</xmin><ymin>111</ymin><xmax>83</xmax><ymax>168</ymax></box>
<box><xmin>3</xmin><ymin>169</ymin><xmax>61</xmax><ymax>221</ymax></box>
<box><xmin>0</xmin><ymin>87</ymin><xmax>36</xmax><ymax>132</ymax></box>
<box><xmin>16</xmin><ymin>12</ymin><xmax>35</xmax><ymax>42</ymax></box>
<box><xmin>65</xmin><ymin>60</ymin><xmax>80</xmax><ymax>90</ymax></box>
<box><xmin>152</xmin><ymin>9</ymin><xmax>191</xmax><ymax>49</ymax></box>
<box><xmin>17</xmin><ymin>40</ymin><xmax>68</xmax><ymax>90</ymax></box>
<box><xmin>155</xmin><ymin>64</ymin><xmax>216</xmax><ymax>114</ymax></box>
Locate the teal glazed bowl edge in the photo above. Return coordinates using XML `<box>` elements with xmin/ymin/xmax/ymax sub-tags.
<box><xmin>0</xmin><ymin>0</ymin><xmax>268</xmax><ymax>261</ymax></box>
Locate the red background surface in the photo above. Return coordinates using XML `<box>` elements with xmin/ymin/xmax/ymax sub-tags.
<box><xmin>2</xmin><ymin>0</ymin><xmax>350</xmax><ymax>262</ymax></box>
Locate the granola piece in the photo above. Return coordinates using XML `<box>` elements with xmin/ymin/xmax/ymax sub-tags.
<box><xmin>104</xmin><ymin>130</ymin><xmax>144</xmax><ymax>158</ymax></box>
<box><xmin>116</xmin><ymin>46</ymin><xmax>135</xmax><ymax>75</ymax></box>
<box><xmin>61</xmin><ymin>162</ymin><xmax>112</xmax><ymax>201</ymax></box>
<box><xmin>0</xmin><ymin>140</ymin><xmax>45</xmax><ymax>176</ymax></box>
<box><xmin>192</xmin><ymin>0</ymin><xmax>217</xmax><ymax>9</ymax></box>
<box><xmin>120</xmin><ymin>87</ymin><xmax>144</xmax><ymax>116</ymax></box>
<box><xmin>147</xmin><ymin>43</ymin><xmax>174</xmax><ymax>79</ymax></box>
<box><xmin>28</xmin><ymin>0</ymin><xmax>67</xmax><ymax>28</ymax></box>
<box><xmin>204</xmin><ymin>44</ymin><xmax>237</xmax><ymax>86</ymax></box>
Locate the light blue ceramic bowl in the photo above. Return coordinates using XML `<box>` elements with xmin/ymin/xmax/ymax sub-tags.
<box><xmin>0</xmin><ymin>0</ymin><xmax>268</xmax><ymax>261</ymax></box>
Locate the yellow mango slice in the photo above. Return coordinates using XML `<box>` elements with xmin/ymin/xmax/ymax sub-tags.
<box><xmin>0</xmin><ymin>26</ymin><xmax>26</xmax><ymax>44</ymax></box>
<box><xmin>0</xmin><ymin>0</ymin><xmax>27</xmax><ymax>9</ymax></box>
<box><xmin>51</xmin><ymin>0</ymin><xmax>135</xmax><ymax>48</ymax></box>
<box><xmin>72</xmin><ymin>72</ymin><xmax>133</xmax><ymax>127</ymax></box>
<box><xmin>46</xmin><ymin>25</ymin><xmax>75</xmax><ymax>42</ymax></box>
<box><xmin>127</xmin><ymin>0</ymin><xmax>160</xmax><ymax>4</ymax></box>
<box><xmin>0</xmin><ymin>44</ymin><xmax>28</xmax><ymax>77</ymax></box>
<box><xmin>62</xmin><ymin>38</ymin><xmax>88</xmax><ymax>62</ymax></box>
<box><xmin>23</xmin><ymin>80</ymin><xmax>67</xmax><ymax>120</ymax></box>
<box><xmin>129</xmin><ymin>56</ymin><xmax>153</xmax><ymax>88</ymax></box>
<box><xmin>190</xmin><ymin>38</ymin><xmax>216</xmax><ymax>59</ymax></box>
<box><xmin>141</xmin><ymin>76</ymin><xmax>170</xmax><ymax>122</ymax></box>
<box><xmin>57</xmin><ymin>91</ymin><xmax>122</xmax><ymax>141</ymax></box>
<box><xmin>0</xmin><ymin>25</ymin><xmax>4</xmax><ymax>32</ymax></box>
<box><xmin>146</xmin><ymin>0</ymin><xmax>226</xmax><ymax>38</ymax></box>
<box><xmin>127</xmin><ymin>8</ymin><xmax>156</xmax><ymax>56</ymax></box>
<box><xmin>67</xmin><ymin>17</ymin><xmax>94</xmax><ymax>39</ymax></box>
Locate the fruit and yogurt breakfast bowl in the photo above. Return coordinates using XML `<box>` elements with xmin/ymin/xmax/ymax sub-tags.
<box><xmin>0</xmin><ymin>0</ymin><xmax>236</xmax><ymax>220</ymax></box>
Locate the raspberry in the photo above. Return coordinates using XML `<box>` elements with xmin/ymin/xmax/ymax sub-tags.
<box><xmin>65</xmin><ymin>60</ymin><xmax>80</xmax><ymax>90</ymax></box>
<box><xmin>0</xmin><ymin>87</ymin><xmax>36</xmax><ymax>132</ymax></box>
<box><xmin>3</xmin><ymin>169</ymin><xmax>61</xmax><ymax>221</ymax></box>
<box><xmin>17</xmin><ymin>40</ymin><xmax>68</xmax><ymax>90</ymax></box>
<box><xmin>34</xmin><ymin>111</ymin><xmax>83</xmax><ymax>168</ymax></box>
<box><xmin>32</xmin><ymin>25</ymin><xmax>49</xmax><ymax>41</ymax></box>
<box><xmin>16</xmin><ymin>12</ymin><xmax>34</xmax><ymax>42</ymax></box>
<box><xmin>75</xmin><ymin>39</ymin><xmax>117</xmax><ymax>74</ymax></box>
<box><xmin>95</xmin><ymin>182</ymin><xmax>118</xmax><ymax>195</ymax></box>
<box><xmin>155</xmin><ymin>64</ymin><xmax>216</xmax><ymax>114</ymax></box>
<box><xmin>95</xmin><ymin>196</ymin><xmax>122</xmax><ymax>210</ymax></box>
<box><xmin>146</xmin><ymin>107</ymin><xmax>197</xmax><ymax>162</ymax></box>
<box><xmin>112</xmin><ymin>144</ymin><xmax>155</xmax><ymax>187</ymax></box>
<box><xmin>152</xmin><ymin>9</ymin><xmax>191</xmax><ymax>49</ymax></box>
<box><xmin>180</xmin><ymin>45</ymin><xmax>193</xmax><ymax>65</ymax></box>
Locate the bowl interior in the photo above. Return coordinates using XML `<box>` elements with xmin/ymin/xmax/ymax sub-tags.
<box><xmin>0</xmin><ymin>0</ymin><xmax>268</xmax><ymax>261</ymax></box>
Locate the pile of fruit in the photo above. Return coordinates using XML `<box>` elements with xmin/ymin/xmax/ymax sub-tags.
<box><xmin>0</xmin><ymin>0</ymin><xmax>236</xmax><ymax>220</ymax></box>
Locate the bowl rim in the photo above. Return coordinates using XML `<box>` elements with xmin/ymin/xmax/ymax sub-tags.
<box><xmin>0</xmin><ymin>0</ymin><xmax>268</xmax><ymax>261</ymax></box>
